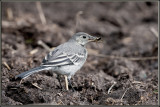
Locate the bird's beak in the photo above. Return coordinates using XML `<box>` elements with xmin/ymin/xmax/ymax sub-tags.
<box><xmin>88</xmin><ymin>35</ymin><xmax>101</xmax><ymax>42</ymax></box>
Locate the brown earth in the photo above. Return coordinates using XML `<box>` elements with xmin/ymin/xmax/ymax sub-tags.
<box><xmin>1</xmin><ymin>2</ymin><xmax>158</xmax><ymax>105</ymax></box>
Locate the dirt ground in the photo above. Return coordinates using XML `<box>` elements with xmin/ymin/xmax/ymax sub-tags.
<box><xmin>1</xmin><ymin>2</ymin><xmax>158</xmax><ymax>105</ymax></box>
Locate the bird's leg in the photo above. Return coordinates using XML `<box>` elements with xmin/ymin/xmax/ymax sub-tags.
<box><xmin>64</xmin><ymin>75</ymin><xmax>69</xmax><ymax>90</ymax></box>
<box><xmin>68</xmin><ymin>78</ymin><xmax>75</xmax><ymax>92</ymax></box>
<box><xmin>56</xmin><ymin>75</ymin><xmax>63</xmax><ymax>89</ymax></box>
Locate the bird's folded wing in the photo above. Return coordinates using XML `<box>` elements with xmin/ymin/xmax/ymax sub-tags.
<box><xmin>42</xmin><ymin>51</ymin><xmax>85</xmax><ymax>67</ymax></box>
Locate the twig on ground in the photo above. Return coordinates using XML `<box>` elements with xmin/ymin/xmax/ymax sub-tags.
<box><xmin>132</xmin><ymin>81</ymin><xmax>142</xmax><ymax>84</ymax></box>
<box><xmin>10</xmin><ymin>88</ymin><xmax>18</xmax><ymax>90</ymax></box>
<box><xmin>37</xmin><ymin>40</ymin><xmax>51</xmax><ymax>51</ymax></box>
<box><xmin>57</xmin><ymin>93</ymin><xmax>63</xmax><ymax>96</ymax></box>
<box><xmin>32</xmin><ymin>82</ymin><xmax>43</xmax><ymax>90</ymax></box>
<box><xmin>57</xmin><ymin>99</ymin><xmax>65</xmax><ymax>105</ymax></box>
<box><xmin>120</xmin><ymin>87</ymin><xmax>130</xmax><ymax>102</ymax></box>
<box><xmin>127</xmin><ymin>56</ymin><xmax>158</xmax><ymax>61</ymax></box>
<box><xmin>30</xmin><ymin>49</ymin><xmax>39</xmax><ymax>55</ymax></box>
<box><xmin>3</xmin><ymin>62</ymin><xmax>11</xmax><ymax>70</ymax></box>
<box><xmin>108</xmin><ymin>81</ymin><xmax>117</xmax><ymax>94</ymax></box>
<box><xmin>89</xmin><ymin>51</ymin><xmax>158</xmax><ymax>61</ymax></box>
<box><xmin>150</xmin><ymin>27</ymin><xmax>158</xmax><ymax>38</ymax></box>
<box><xmin>6</xmin><ymin>8</ymin><xmax>13</xmax><ymax>20</ymax></box>
<box><xmin>36</xmin><ymin>2</ymin><xmax>46</xmax><ymax>25</ymax></box>
<box><xmin>74</xmin><ymin>11</ymin><xmax>83</xmax><ymax>33</ymax></box>
<box><xmin>20</xmin><ymin>79</ymin><xmax>24</xmax><ymax>84</ymax></box>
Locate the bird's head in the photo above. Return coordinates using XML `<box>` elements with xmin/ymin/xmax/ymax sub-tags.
<box><xmin>69</xmin><ymin>32</ymin><xmax>101</xmax><ymax>46</ymax></box>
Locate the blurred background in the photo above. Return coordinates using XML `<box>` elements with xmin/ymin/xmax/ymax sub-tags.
<box><xmin>2</xmin><ymin>2</ymin><xmax>158</xmax><ymax>105</ymax></box>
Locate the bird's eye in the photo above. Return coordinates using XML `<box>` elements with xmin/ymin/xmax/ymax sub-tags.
<box><xmin>82</xmin><ymin>36</ymin><xmax>86</xmax><ymax>39</ymax></box>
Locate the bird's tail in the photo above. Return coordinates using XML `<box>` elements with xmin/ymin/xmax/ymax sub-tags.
<box><xmin>15</xmin><ymin>66</ymin><xmax>51</xmax><ymax>79</ymax></box>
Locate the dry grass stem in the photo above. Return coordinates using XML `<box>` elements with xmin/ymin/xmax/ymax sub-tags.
<box><xmin>37</xmin><ymin>40</ymin><xmax>51</xmax><ymax>51</ymax></box>
<box><xmin>6</xmin><ymin>8</ymin><xmax>13</xmax><ymax>20</ymax></box>
<box><xmin>30</xmin><ymin>49</ymin><xmax>39</xmax><ymax>55</ymax></box>
<box><xmin>3</xmin><ymin>62</ymin><xmax>11</xmax><ymax>70</ymax></box>
<box><xmin>74</xmin><ymin>11</ymin><xmax>83</xmax><ymax>33</ymax></box>
<box><xmin>150</xmin><ymin>27</ymin><xmax>158</xmax><ymax>38</ymax></box>
<box><xmin>120</xmin><ymin>88</ymin><xmax>130</xmax><ymax>102</ymax></box>
<box><xmin>36</xmin><ymin>2</ymin><xmax>46</xmax><ymax>25</ymax></box>
<box><xmin>132</xmin><ymin>81</ymin><xmax>142</xmax><ymax>84</ymax></box>
<box><xmin>108</xmin><ymin>81</ymin><xmax>117</xmax><ymax>94</ymax></box>
<box><xmin>20</xmin><ymin>79</ymin><xmax>24</xmax><ymax>84</ymax></box>
<box><xmin>32</xmin><ymin>83</ymin><xmax>43</xmax><ymax>90</ymax></box>
<box><xmin>91</xmin><ymin>53</ymin><xmax>158</xmax><ymax>61</ymax></box>
<box><xmin>127</xmin><ymin>56</ymin><xmax>158</xmax><ymax>61</ymax></box>
<box><xmin>57</xmin><ymin>99</ymin><xmax>65</xmax><ymax>105</ymax></box>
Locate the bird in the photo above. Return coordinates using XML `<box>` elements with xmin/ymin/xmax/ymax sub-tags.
<box><xmin>15</xmin><ymin>32</ymin><xmax>101</xmax><ymax>91</ymax></box>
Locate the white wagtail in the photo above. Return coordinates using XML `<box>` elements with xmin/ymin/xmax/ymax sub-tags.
<box><xmin>15</xmin><ymin>32</ymin><xmax>101</xmax><ymax>91</ymax></box>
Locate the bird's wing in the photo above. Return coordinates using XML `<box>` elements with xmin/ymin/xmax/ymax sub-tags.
<box><xmin>42</xmin><ymin>48</ymin><xmax>85</xmax><ymax>67</ymax></box>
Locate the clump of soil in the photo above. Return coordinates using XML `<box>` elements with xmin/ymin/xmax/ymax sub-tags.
<box><xmin>2</xmin><ymin>2</ymin><xmax>158</xmax><ymax>105</ymax></box>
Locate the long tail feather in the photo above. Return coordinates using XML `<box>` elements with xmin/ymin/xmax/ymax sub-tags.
<box><xmin>15</xmin><ymin>66</ymin><xmax>51</xmax><ymax>79</ymax></box>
